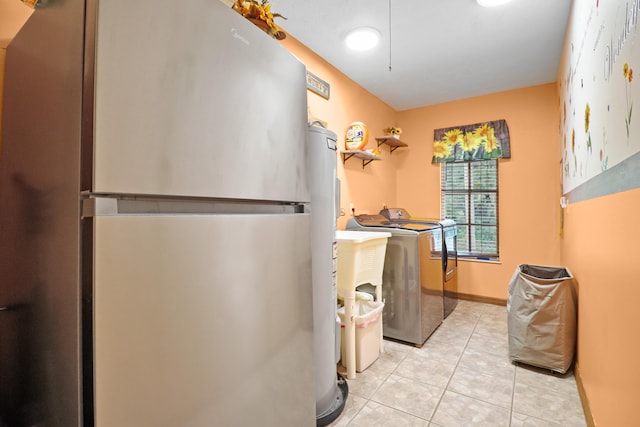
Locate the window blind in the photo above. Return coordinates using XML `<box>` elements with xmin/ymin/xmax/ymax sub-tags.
<box><xmin>441</xmin><ymin>160</ymin><xmax>498</xmax><ymax>257</ymax></box>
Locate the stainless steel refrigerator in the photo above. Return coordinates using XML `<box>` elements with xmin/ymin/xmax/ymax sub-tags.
<box><xmin>0</xmin><ymin>0</ymin><xmax>315</xmax><ymax>426</ymax></box>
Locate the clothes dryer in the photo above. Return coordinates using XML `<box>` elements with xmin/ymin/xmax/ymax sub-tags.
<box><xmin>379</xmin><ymin>209</ymin><xmax>459</xmax><ymax>318</ymax></box>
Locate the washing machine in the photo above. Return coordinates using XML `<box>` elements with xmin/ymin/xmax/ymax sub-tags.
<box><xmin>346</xmin><ymin>214</ymin><xmax>444</xmax><ymax>346</ymax></box>
<box><xmin>379</xmin><ymin>208</ymin><xmax>459</xmax><ymax>318</ymax></box>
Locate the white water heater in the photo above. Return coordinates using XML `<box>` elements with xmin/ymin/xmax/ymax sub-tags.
<box><xmin>307</xmin><ymin>124</ymin><xmax>346</xmax><ymax>425</ymax></box>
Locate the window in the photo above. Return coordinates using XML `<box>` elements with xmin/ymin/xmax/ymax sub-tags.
<box><xmin>440</xmin><ymin>160</ymin><xmax>498</xmax><ymax>257</ymax></box>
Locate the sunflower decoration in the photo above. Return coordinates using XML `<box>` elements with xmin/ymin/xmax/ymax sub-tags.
<box><xmin>472</xmin><ymin>123</ymin><xmax>491</xmax><ymax>140</ymax></box>
<box><xmin>584</xmin><ymin>102</ymin><xmax>590</xmax><ymax>133</ymax></box>
<box><xmin>433</xmin><ymin>140</ymin><xmax>452</xmax><ymax>160</ymax></box>
<box><xmin>20</xmin><ymin>0</ymin><xmax>39</xmax><ymax>8</ymax></box>
<box><xmin>432</xmin><ymin>120</ymin><xmax>510</xmax><ymax>163</ymax></box>
<box><xmin>585</xmin><ymin>102</ymin><xmax>592</xmax><ymax>153</ymax></box>
<box><xmin>623</xmin><ymin>63</ymin><xmax>634</xmax><ymax>138</ymax></box>
<box><xmin>443</xmin><ymin>128</ymin><xmax>464</xmax><ymax>146</ymax></box>
<box><xmin>461</xmin><ymin>131</ymin><xmax>482</xmax><ymax>152</ymax></box>
<box><xmin>232</xmin><ymin>0</ymin><xmax>287</xmax><ymax>40</ymax></box>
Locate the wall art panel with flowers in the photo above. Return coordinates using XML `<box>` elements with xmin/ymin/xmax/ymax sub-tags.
<box><xmin>559</xmin><ymin>0</ymin><xmax>640</xmax><ymax>195</ymax></box>
<box><xmin>432</xmin><ymin>119</ymin><xmax>510</xmax><ymax>163</ymax></box>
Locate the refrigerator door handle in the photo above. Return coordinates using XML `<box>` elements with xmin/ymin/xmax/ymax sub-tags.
<box><xmin>442</xmin><ymin>240</ymin><xmax>449</xmax><ymax>273</ymax></box>
<box><xmin>81</xmin><ymin>195</ymin><xmax>304</xmax><ymax>218</ymax></box>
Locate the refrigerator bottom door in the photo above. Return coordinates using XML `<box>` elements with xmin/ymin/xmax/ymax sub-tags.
<box><xmin>92</xmin><ymin>214</ymin><xmax>314</xmax><ymax>427</ymax></box>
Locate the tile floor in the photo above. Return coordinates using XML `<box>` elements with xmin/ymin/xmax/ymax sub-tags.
<box><xmin>331</xmin><ymin>300</ymin><xmax>587</xmax><ymax>427</ymax></box>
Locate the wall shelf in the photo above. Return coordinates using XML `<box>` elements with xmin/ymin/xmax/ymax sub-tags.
<box><xmin>375</xmin><ymin>136</ymin><xmax>408</xmax><ymax>153</ymax></box>
<box><xmin>341</xmin><ymin>150</ymin><xmax>381</xmax><ymax>168</ymax></box>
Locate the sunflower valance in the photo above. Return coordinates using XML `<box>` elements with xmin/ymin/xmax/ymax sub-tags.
<box><xmin>432</xmin><ymin>119</ymin><xmax>511</xmax><ymax>163</ymax></box>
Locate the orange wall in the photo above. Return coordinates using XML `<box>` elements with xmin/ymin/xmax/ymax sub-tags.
<box><xmin>283</xmin><ymin>26</ymin><xmax>640</xmax><ymax>426</ymax></box>
<box><xmin>561</xmin><ymin>190</ymin><xmax>640</xmax><ymax>425</ymax></box>
<box><xmin>280</xmin><ymin>36</ymin><xmax>399</xmax><ymax>230</ymax></box>
<box><xmin>396</xmin><ymin>84</ymin><xmax>562</xmax><ymax>300</ymax></box>
<box><xmin>282</xmin><ymin>38</ymin><xmax>563</xmax><ymax>301</ymax></box>
<box><xmin>557</xmin><ymin>0</ymin><xmax>640</xmax><ymax>424</ymax></box>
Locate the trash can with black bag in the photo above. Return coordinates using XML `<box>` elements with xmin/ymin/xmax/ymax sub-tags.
<box><xmin>507</xmin><ymin>264</ymin><xmax>577</xmax><ymax>374</ymax></box>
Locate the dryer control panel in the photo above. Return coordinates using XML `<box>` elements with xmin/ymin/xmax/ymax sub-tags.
<box><xmin>379</xmin><ymin>208</ymin><xmax>411</xmax><ymax>220</ymax></box>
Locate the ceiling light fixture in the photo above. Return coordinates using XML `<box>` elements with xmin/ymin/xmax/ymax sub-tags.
<box><xmin>477</xmin><ymin>0</ymin><xmax>513</xmax><ymax>7</ymax></box>
<box><xmin>345</xmin><ymin>27</ymin><xmax>380</xmax><ymax>51</ymax></box>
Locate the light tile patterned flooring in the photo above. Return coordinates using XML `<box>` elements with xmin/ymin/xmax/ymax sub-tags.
<box><xmin>332</xmin><ymin>300</ymin><xmax>586</xmax><ymax>427</ymax></box>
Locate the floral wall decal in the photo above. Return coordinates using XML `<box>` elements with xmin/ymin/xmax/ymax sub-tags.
<box><xmin>624</xmin><ymin>63</ymin><xmax>634</xmax><ymax>139</ymax></box>
<box><xmin>600</xmin><ymin>129</ymin><xmax>609</xmax><ymax>172</ymax></box>
<box><xmin>585</xmin><ymin>102</ymin><xmax>592</xmax><ymax>154</ymax></box>
<box><xmin>431</xmin><ymin>119</ymin><xmax>510</xmax><ymax>163</ymax></box>
<box><xmin>559</xmin><ymin>0</ymin><xmax>640</xmax><ymax>195</ymax></box>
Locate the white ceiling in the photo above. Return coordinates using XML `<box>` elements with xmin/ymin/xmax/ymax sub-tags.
<box><xmin>269</xmin><ymin>0</ymin><xmax>572</xmax><ymax>111</ymax></box>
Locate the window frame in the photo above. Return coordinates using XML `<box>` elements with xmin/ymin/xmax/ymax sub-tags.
<box><xmin>440</xmin><ymin>160</ymin><xmax>499</xmax><ymax>259</ymax></box>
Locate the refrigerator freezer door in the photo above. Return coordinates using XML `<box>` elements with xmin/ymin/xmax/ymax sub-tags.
<box><xmin>90</xmin><ymin>0</ymin><xmax>308</xmax><ymax>202</ymax></box>
<box><xmin>92</xmin><ymin>214</ymin><xmax>314</xmax><ymax>426</ymax></box>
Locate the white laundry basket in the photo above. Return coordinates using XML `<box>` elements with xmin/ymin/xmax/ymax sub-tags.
<box><xmin>335</xmin><ymin>230</ymin><xmax>390</xmax><ymax>379</ymax></box>
<box><xmin>338</xmin><ymin>293</ymin><xmax>384</xmax><ymax>372</ymax></box>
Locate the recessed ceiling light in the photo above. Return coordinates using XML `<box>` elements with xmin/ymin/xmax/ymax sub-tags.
<box><xmin>477</xmin><ymin>0</ymin><xmax>513</xmax><ymax>6</ymax></box>
<box><xmin>345</xmin><ymin>27</ymin><xmax>380</xmax><ymax>51</ymax></box>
